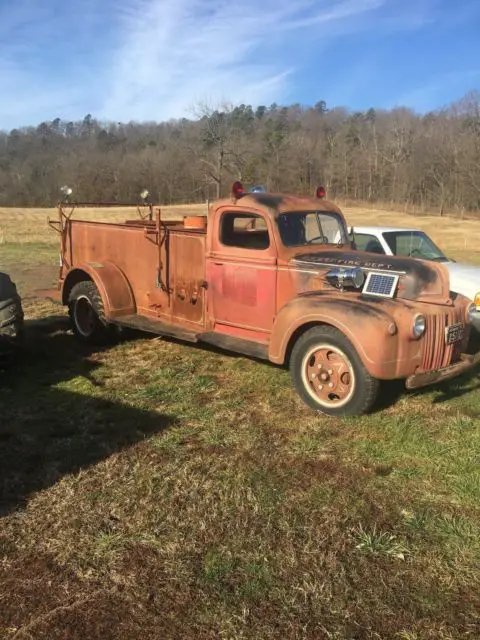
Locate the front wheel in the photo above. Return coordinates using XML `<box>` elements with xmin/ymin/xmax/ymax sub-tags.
<box><xmin>289</xmin><ymin>325</ymin><xmax>380</xmax><ymax>417</ymax></box>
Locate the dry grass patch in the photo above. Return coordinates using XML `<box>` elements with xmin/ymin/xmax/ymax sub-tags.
<box><xmin>1</xmin><ymin>298</ymin><xmax>479</xmax><ymax>638</ymax></box>
<box><xmin>0</xmin><ymin>204</ymin><xmax>200</xmax><ymax>244</ymax></box>
<box><xmin>1</xmin><ymin>202</ymin><xmax>479</xmax><ymax>265</ymax></box>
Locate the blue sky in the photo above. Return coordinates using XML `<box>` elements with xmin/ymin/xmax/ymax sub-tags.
<box><xmin>0</xmin><ymin>0</ymin><xmax>479</xmax><ymax>130</ymax></box>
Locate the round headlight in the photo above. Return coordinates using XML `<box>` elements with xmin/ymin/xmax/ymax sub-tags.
<box><xmin>412</xmin><ymin>314</ymin><xmax>426</xmax><ymax>338</ymax></box>
<box><xmin>466</xmin><ymin>302</ymin><xmax>477</xmax><ymax>324</ymax></box>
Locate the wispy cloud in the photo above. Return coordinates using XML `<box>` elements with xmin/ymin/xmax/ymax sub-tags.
<box><xmin>0</xmin><ymin>0</ymin><xmax>472</xmax><ymax>129</ymax></box>
<box><xmin>392</xmin><ymin>69</ymin><xmax>480</xmax><ymax>113</ymax></box>
<box><xmin>0</xmin><ymin>0</ymin><xmax>389</xmax><ymax>128</ymax></box>
<box><xmin>0</xmin><ymin>0</ymin><xmax>117</xmax><ymax>128</ymax></box>
<box><xmin>99</xmin><ymin>0</ymin><xmax>386</xmax><ymax>122</ymax></box>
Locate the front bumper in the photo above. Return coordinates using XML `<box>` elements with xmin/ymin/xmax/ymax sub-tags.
<box><xmin>405</xmin><ymin>350</ymin><xmax>480</xmax><ymax>390</ymax></box>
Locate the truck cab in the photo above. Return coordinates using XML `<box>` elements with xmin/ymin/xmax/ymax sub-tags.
<box><xmin>50</xmin><ymin>184</ymin><xmax>480</xmax><ymax>416</ymax></box>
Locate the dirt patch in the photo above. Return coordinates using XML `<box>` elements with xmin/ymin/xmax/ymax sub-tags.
<box><xmin>9</xmin><ymin>264</ymin><xmax>58</xmax><ymax>299</ymax></box>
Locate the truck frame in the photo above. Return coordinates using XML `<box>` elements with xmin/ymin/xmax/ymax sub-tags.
<box><xmin>45</xmin><ymin>184</ymin><xmax>480</xmax><ymax>416</ymax></box>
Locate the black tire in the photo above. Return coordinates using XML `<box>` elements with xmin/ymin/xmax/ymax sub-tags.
<box><xmin>467</xmin><ymin>325</ymin><xmax>480</xmax><ymax>354</ymax></box>
<box><xmin>289</xmin><ymin>325</ymin><xmax>380</xmax><ymax>417</ymax></box>
<box><xmin>68</xmin><ymin>280</ymin><xmax>111</xmax><ymax>345</ymax></box>
<box><xmin>0</xmin><ymin>272</ymin><xmax>24</xmax><ymax>357</ymax></box>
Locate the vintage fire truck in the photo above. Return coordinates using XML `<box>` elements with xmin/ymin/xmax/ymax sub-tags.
<box><xmin>46</xmin><ymin>183</ymin><xmax>480</xmax><ymax>416</ymax></box>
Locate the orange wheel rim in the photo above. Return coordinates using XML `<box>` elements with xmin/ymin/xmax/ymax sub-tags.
<box><xmin>302</xmin><ymin>344</ymin><xmax>355</xmax><ymax>408</ymax></box>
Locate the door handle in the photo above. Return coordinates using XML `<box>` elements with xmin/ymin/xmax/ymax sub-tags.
<box><xmin>214</xmin><ymin>262</ymin><xmax>224</xmax><ymax>266</ymax></box>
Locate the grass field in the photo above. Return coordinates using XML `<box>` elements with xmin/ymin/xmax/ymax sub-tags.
<box><xmin>0</xmin><ymin>204</ymin><xmax>479</xmax><ymax>639</ymax></box>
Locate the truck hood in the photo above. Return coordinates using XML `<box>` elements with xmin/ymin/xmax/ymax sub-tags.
<box><xmin>291</xmin><ymin>249</ymin><xmax>452</xmax><ymax>303</ymax></box>
<box><xmin>443</xmin><ymin>262</ymin><xmax>480</xmax><ymax>302</ymax></box>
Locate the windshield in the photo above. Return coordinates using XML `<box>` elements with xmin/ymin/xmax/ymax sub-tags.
<box><xmin>383</xmin><ymin>231</ymin><xmax>448</xmax><ymax>262</ymax></box>
<box><xmin>277</xmin><ymin>211</ymin><xmax>348</xmax><ymax>247</ymax></box>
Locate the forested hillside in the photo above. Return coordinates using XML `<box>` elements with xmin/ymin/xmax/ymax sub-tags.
<box><xmin>1</xmin><ymin>91</ymin><xmax>479</xmax><ymax>212</ymax></box>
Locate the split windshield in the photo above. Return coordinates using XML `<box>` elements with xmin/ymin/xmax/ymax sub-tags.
<box><xmin>277</xmin><ymin>211</ymin><xmax>348</xmax><ymax>247</ymax></box>
<box><xmin>383</xmin><ymin>231</ymin><xmax>449</xmax><ymax>262</ymax></box>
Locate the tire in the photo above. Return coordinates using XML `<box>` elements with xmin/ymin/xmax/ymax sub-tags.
<box><xmin>289</xmin><ymin>325</ymin><xmax>380</xmax><ymax>417</ymax></box>
<box><xmin>68</xmin><ymin>280</ymin><xmax>111</xmax><ymax>345</ymax></box>
<box><xmin>0</xmin><ymin>272</ymin><xmax>24</xmax><ymax>357</ymax></box>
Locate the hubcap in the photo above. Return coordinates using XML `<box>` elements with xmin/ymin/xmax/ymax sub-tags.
<box><xmin>301</xmin><ymin>343</ymin><xmax>355</xmax><ymax>409</ymax></box>
<box><xmin>74</xmin><ymin>295</ymin><xmax>96</xmax><ymax>337</ymax></box>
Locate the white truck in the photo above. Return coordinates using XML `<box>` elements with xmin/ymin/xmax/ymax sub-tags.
<box><xmin>350</xmin><ymin>226</ymin><xmax>480</xmax><ymax>333</ymax></box>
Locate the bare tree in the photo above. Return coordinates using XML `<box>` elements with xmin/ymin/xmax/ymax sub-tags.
<box><xmin>1</xmin><ymin>92</ymin><xmax>480</xmax><ymax>214</ymax></box>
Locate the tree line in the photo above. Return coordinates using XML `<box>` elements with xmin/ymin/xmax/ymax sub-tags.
<box><xmin>1</xmin><ymin>91</ymin><xmax>479</xmax><ymax>214</ymax></box>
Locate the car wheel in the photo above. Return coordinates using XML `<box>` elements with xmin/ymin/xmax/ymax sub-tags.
<box><xmin>290</xmin><ymin>325</ymin><xmax>380</xmax><ymax>417</ymax></box>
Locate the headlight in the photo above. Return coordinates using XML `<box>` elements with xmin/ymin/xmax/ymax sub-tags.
<box><xmin>466</xmin><ymin>302</ymin><xmax>478</xmax><ymax>323</ymax></box>
<box><xmin>326</xmin><ymin>266</ymin><xmax>365</xmax><ymax>290</ymax></box>
<box><xmin>474</xmin><ymin>292</ymin><xmax>480</xmax><ymax>309</ymax></box>
<box><xmin>412</xmin><ymin>314</ymin><xmax>426</xmax><ymax>338</ymax></box>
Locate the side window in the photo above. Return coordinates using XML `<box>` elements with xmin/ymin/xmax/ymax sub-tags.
<box><xmin>354</xmin><ymin>233</ymin><xmax>385</xmax><ymax>255</ymax></box>
<box><xmin>220</xmin><ymin>212</ymin><xmax>270</xmax><ymax>250</ymax></box>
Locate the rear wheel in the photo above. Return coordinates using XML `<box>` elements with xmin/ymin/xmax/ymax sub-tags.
<box><xmin>68</xmin><ymin>281</ymin><xmax>110</xmax><ymax>344</ymax></box>
<box><xmin>290</xmin><ymin>325</ymin><xmax>380</xmax><ymax>417</ymax></box>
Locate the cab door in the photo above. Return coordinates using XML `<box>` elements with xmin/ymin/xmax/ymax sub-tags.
<box><xmin>206</xmin><ymin>209</ymin><xmax>277</xmax><ymax>339</ymax></box>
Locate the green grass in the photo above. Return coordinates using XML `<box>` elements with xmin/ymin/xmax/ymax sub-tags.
<box><xmin>0</xmin><ymin>243</ymin><xmax>479</xmax><ymax>639</ymax></box>
<box><xmin>0</xmin><ymin>241</ymin><xmax>58</xmax><ymax>271</ymax></box>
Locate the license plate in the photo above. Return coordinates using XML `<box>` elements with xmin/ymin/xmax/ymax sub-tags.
<box><xmin>445</xmin><ymin>322</ymin><xmax>465</xmax><ymax>345</ymax></box>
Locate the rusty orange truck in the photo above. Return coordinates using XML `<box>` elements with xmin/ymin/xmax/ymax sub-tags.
<box><xmin>45</xmin><ymin>183</ymin><xmax>480</xmax><ymax>416</ymax></box>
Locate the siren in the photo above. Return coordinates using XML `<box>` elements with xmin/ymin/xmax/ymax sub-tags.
<box><xmin>316</xmin><ymin>186</ymin><xmax>326</xmax><ymax>199</ymax></box>
<box><xmin>231</xmin><ymin>181</ymin><xmax>245</xmax><ymax>199</ymax></box>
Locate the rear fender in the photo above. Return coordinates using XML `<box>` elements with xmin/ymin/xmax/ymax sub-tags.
<box><xmin>62</xmin><ymin>261</ymin><xmax>136</xmax><ymax>319</ymax></box>
<box><xmin>269</xmin><ymin>295</ymin><xmax>400</xmax><ymax>378</ymax></box>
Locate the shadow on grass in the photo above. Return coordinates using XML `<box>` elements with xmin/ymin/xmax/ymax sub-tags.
<box><xmin>122</xmin><ymin>328</ymin><xmax>480</xmax><ymax>412</ymax></box>
<box><xmin>429</xmin><ymin>372</ymin><xmax>480</xmax><ymax>405</ymax></box>
<box><xmin>373</xmin><ymin>365</ymin><xmax>480</xmax><ymax>412</ymax></box>
<box><xmin>0</xmin><ymin>316</ymin><xmax>174</xmax><ymax>517</ymax></box>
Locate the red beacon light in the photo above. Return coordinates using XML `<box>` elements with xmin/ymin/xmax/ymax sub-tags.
<box><xmin>231</xmin><ymin>181</ymin><xmax>245</xmax><ymax>200</ymax></box>
<box><xmin>316</xmin><ymin>186</ymin><xmax>326</xmax><ymax>199</ymax></box>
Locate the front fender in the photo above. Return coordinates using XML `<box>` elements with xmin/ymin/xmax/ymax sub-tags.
<box><xmin>269</xmin><ymin>294</ymin><xmax>404</xmax><ymax>379</ymax></box>
<box><xmin>61</xmin><ymin>261</ymin><xmax>136</xmax><ymax>319</ymax></box>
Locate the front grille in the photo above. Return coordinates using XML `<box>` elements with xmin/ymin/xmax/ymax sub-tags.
<box><xmin>421</xmin><ymin>307</ymin><xmax>465</xmax><ymax>371</ymax></box>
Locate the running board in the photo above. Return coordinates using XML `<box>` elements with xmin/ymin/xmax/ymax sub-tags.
<box><xmin>198</xmin><ymin>332</ymin><xmax>269</xmax><ymax>360</ymax></box>
<box><xmin>111</xmin><ymin>315</ymin><xmax>269</xmax><ymax>360</ymax></box>
<box><xmin>113</xmin><ymin>315</ymin><xmax>199</xmax><ymax>343</ymax></box>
